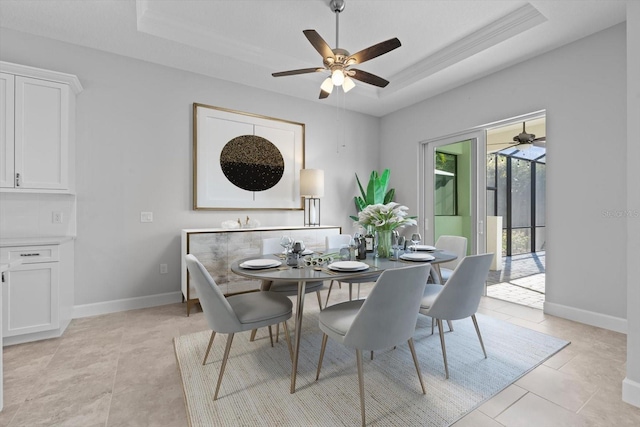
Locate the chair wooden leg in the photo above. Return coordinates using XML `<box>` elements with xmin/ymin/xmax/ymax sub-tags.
<box><xmin>356</xmin><ymin>349</ymin><xmax>366</xmax><ymax>427</ymax></box>
<box><xmin>447</xmin><ymin>320</ymin><xmax>454</xmax><ymax>332</ymax></box>
<box><xmin>316</xmin><ymin>333</ymin><xmax>328</xmax><ymax>381</ymax></box>
<box><xmin>437</xmin><ymin>319</ymin><xmax>449</xmax><ymax>379</ymax></box>
<box><xmin>268</xmin><ymin>325</ymin><xmax>274</xmax><ymax>347</ymax></box>
<box><xmin>471</xmin><ymin>314</ymin><xmax>487</xmax><ymax>358</ymax></box>
<box><xmin>316</xmin><ymin>291</ymin><xmax>323</xmax><ymax>311</ymax></box>
<box><xmin>282</xmin><ymin>321</ymin><xmax>293</xmax><ymax>362</ymax></box>
<box><xmin>349</xmin><ymin>283</ymin><xmax>353</xmax><ymax>301</ymax></box>
<box><xmin>431</xmin><ymin>317</ymin><xmax>435</xmax><ymax>335</ymax></box>
<box><xmin>324</xmin><ymin>281</ymin><xmax>335</xmax><ymax>308</ymax></box>
<box><xmin>275</xmin><ymin>323</ymin><xmax>280</xmax><ymax>343</ymax></box>
<box><xmin>370</xmin><ymin>351</ymin><xmax>374</xmax><ymax>360</ymax></box>
<box><xmin>203</xmin><ymin>331</ymin><xmax>216</xmax><ymax>365</ymax></box>
<box><xmin>214</xmin><ymin>333</ymin><xmax>234</xmax><ymax>400</ymax></box>
<box><xmin>408</xmin><ymin>338</ymin><xmax>426</xmax><ymax>394</ymax></box>
<box><xmin>249</xmin><ymin>329</ymin><xmax>257</xmax><ymax>342</ymax></box>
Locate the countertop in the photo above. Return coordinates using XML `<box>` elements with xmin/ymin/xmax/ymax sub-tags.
<box><xmin>0</xmin><ymin>236</ymin><xmax>75</xmax><ymax>247</ymax></box>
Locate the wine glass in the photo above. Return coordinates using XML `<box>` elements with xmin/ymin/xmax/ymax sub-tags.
<box><xmin>279</xmin><ymin>236</ymin><xmax>293</xmax><ymax>255</ymax></box>
<box><xmin>410</xmin><ymin>233</ymin><xmax>422</xmax><ymax>252</ymax></box>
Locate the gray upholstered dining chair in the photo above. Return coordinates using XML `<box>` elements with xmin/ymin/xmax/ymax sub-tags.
<box><xmin>419</xmin><ymin>253</ymin><xmax>493</xmax><ymax>379</ymax></box>
<box><xmin>434</xmin><ymin>235</ymin><xmax>467</xmax><ymax>283</ymax></box>
<box><xmin>185</xmin><ymin>254</ymin><xmax>293</xmax><ymax>400</ymax></box>
<box><xmin>315</xmin><ymin>264</ymin><xmax>430</xmax><ymax>426</ymax></box>
<box><xmin>323</xmin><ymin>234</ymin><xmax>380</xmax><ymax>307</ymax></box>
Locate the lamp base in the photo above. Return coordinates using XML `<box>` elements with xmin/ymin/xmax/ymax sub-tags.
<box><xmin>304</xmin><ymin>198</ymin><xmax>321</xmax><ymax>227</ymax></box>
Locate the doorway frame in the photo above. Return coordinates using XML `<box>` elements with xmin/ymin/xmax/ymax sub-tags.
<box><xmin>418</xmin><ymin>130</ymin><xmax>486</xmax><ymax>255</ymax></box>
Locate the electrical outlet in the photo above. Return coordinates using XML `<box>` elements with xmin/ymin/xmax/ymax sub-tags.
<box><xmin>140</xmin><ymin>212</ymin><xmax>153</xmax><ymax>223</ymax></box>
<box><xmin>160</xmin><ymin>263</ymin><xmax>168</xmax><ymax>274</ymax></box>
<box><xmin>52</xmin><ymin>211</ymin><xmax>63</xmax><ymax>224</ymax></box>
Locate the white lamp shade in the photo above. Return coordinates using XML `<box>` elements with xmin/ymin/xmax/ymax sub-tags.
<box><xmin>300</xmin><ymin>169</ymin><xmax>324</xmax><ymax>197</ymax></box>
<box><xmin>342</xmin><ymin>76</ymin><xmax>356</xmax><ymax>93</ymax></box>
<box><xmin>320</xmin><ymin>77</ymin><xmax>334</xmax><ymax>94</ymax></box>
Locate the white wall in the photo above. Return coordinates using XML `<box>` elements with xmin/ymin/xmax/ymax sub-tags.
<box><xmin>0</xmin><ymin>28</ymin><xmax>379</xmax><ymax>306</ymax></box>
<box><xmin>624</xmin><ymin>1</ymin><xmax>640</xmax><ymax>409</ymax></box>
<box><xmin>380</xmin><ymin>24</ymin><xmax>628</xmax><ymax>327</ymax></box>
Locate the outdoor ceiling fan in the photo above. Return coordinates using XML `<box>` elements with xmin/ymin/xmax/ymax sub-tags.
<box><xmin>272</xmin><ymin>0</ymin><xmax>401</xmax><ymax>99</ymax></box>
<box><xmin>489</xmin><ymin>122</ymin><xmax>546</xmax><ymax>151</ymax></box>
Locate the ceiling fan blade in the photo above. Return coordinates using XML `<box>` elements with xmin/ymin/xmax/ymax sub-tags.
<box><xmin>319</xmin><ymin>89</ymin><xmax>331</xmax><ymax>99</ymax></box>
<box><xmin>350</xmin><ymin>69</ymin><xmax>389</xmax><ymax>87</ymax></box>
<box><xmin>348</xmin><ymin>38</ymin><xmax>401</xmax><ymax>65</ymax></box>
<box><xmin>303</xmin><ymin>30</ymin><xmax>334</xmax><ymax>60</ymax></box>
<box><xmin>272</xmin><ymin>68</ymin><xmax>324</xmax><ymax>77</ymax></box>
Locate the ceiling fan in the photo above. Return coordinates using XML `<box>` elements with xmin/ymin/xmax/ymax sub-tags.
<box><xmin>272</xmin><ymin>0</ymin><xmax>401</xmax><ymax>99</ymax></box>
<box><xmin>489</xmin><ymin>122</ymin><xmax>546</xmax><ymax>151</ymax></box>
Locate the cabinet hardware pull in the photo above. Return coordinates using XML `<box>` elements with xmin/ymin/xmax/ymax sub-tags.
<box><xmin>16</xmin><ymin>172</ymin><xmax>21</xmax><ymax>187</ymax></box>
<box><xmin>20</xmin><ymin>253</ymin><xmax>40</xmax><ymax>257</ymax></box>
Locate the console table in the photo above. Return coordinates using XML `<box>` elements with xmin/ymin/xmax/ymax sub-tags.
<box><xmin>180</xmin><ymin>225</ymin><xmax>341</xmax><ymax>315</ymax></box>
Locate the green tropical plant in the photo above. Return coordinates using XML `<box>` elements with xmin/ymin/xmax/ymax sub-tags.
<box><xmin>350</xmin><ymin>169</ymin><xmax>395</xmax><ymax>221</ymax></box>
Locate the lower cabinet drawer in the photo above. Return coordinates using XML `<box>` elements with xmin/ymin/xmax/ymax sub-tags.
<box><xmin>0</xmin><ymin>245</ymin><xmax>60</xmax><ymax>264</ymax></box>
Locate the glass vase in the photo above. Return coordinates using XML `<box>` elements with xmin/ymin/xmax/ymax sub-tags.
<box><xmin>375</xmin><ymin>229</ymin><xmax>393</xmax><ymax>258</ymax></box>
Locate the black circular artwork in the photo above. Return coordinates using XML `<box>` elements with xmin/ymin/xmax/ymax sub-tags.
<box><xmin>219</xmin><ymin>135</ymin><xmax>285</xmax><ymax>192</ymax></box>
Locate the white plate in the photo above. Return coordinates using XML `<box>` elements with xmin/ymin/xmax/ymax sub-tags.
<box><xmin>409</xmin><ymin>245</ymin><xmax>437</xmax><ymax>251</ymax></box>
<box><xmin>301</xmin><ymin>249</ymin><xmax>314</xmax><ymax>255</ymax></box>
<box><xmin>328</xmin><ymin>261</ymin><xmax>370</xmax><ymax>272</ymax></box>
<box><xmin>240</xmin><ymin>259</ymin><xmax>282</xmax><ymax>269</ymax></box>
<box><xmin>400</xmin><ymin>252</ymin><xmax>435</xmax><ymax>262</ymax></box>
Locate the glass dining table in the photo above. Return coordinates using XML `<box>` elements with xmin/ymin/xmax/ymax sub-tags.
<box><xmin>230</xmin><ymin>249</ymin><xmax>457</xmax><ymax>393</ymax></box>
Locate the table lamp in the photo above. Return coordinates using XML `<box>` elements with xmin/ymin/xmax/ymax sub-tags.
<box><xmin>300</xmin><ymin>169</ymin><xmax>324</xmax><ymax>226</ymax></box>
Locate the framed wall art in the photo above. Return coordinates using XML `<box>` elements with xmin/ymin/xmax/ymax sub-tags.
<box><xmin>193</xmin><ymin>103</ymin><xmax>305</xmax><ymax>210</ymax></box>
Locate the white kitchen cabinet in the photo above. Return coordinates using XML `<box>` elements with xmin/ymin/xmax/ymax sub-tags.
<box><xmin>0</xmin><ymin>62</ymin><xmax>82</xmax><ymax>193</ymax></box>
<box><xmin>0</xmin><ymin>238</ymin><xmax>74</xmax><ymax>345</ymax></box>
<box><xmin>2</xmin><ymin>261</ymin><xmax>59</xmax><ymax>337</ymax></box>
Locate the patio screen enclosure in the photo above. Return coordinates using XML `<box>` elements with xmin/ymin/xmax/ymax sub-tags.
<box><xmin>487</xmin><ymin>146</ymin><xmax>546</xmax><ymax>256</ymax></box>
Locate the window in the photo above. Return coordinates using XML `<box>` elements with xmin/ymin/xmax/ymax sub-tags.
<box><xmin>435</xmin><ymin>152</ymin><xmax>457</xmax><ymax>216</ymax></box>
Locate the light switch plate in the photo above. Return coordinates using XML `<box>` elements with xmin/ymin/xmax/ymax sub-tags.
<box><xmin>140</xmin><ymin>212</ymin><xmax>153</xmax><ymax>223</ymax></box>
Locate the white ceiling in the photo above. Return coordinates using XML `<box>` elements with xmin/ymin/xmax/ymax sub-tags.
<box><xmin>0</xmin><ymin>0</ymin><xmax>628</xmax><ymax>117</ymax></box>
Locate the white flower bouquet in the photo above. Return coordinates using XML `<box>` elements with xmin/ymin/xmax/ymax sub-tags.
<box><xmin>355</xmin><ymin>202</ymin><xmax>417</xmax><ymax>231</ymax></box>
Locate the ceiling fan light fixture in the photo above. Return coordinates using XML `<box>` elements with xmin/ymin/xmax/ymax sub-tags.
<box><xmin>342</xmin><ymin>76</ymin><xmax>356</xmax><ymax>92</ymax></box>
<box><xmin>320</xmin><ymin>77</ymin><xmax>334</xmax><ymax>94</ymax></box>
<box><xmin>331</xmin><ymin>69</ymin><xmax>345</xmax><ymax>86</ymax></box>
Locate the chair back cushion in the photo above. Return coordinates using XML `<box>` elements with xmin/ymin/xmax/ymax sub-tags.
<box><xmin>435</xmin><ymin>235</ymin><xmax>467</xmax><ymax>270</ymax></box>
<box><xmin>185</xmin><ymin>254</ymin><xmax>242</xmax><ymax>333</ymax></box>
<box><xmin>325</xmin><ymin>234</ymin><xmax>352</xmax><ymax>251</ymax></box>
<box><xmin>425</xmin><ymin>253</ymin><xmax>493</xmax><ymax>321</ymax></box>
<box><xmin>262</xmin><ymin>237</ymin><xmax>283</xmax><ymax>255</ymax></box>
<box><xmin>344</xmin><ymin>264</ymin><xmax>429</xmax><ymax>350</ymax></box>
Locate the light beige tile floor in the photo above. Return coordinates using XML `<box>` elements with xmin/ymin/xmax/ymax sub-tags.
<box><xmin>1</xmin><ymin>285</ymin><xmax>639</xmax><ymax>426</ymax></box>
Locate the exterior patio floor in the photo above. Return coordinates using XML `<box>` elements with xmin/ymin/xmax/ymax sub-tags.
<box><xmin>486</xmin><ymin>252</ymin><xmax>546</xmax><ymax>309</ymax></box>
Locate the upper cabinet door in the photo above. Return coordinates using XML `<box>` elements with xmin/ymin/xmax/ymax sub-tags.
<box><xmin>14</xmin><ymin>76</ymin><xmax>70</xmax><ymax>190</ymax></box>
<box><xmin>0</xmin><ymin>73</ymin><xmax>15</xmax><ymax>188</ymax></box>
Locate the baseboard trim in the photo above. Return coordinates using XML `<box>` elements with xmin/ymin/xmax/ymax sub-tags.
<box><xmin>2</xmin><ymin>317</ymin><xmax>72</xmax><ymax>347</ymax></box>
<box><xmin>623</xmin><ymin>377</ymin><xmax>640</xmax><ymax>408</ymax></box>
<box><xmin>543</xmin><ymin>301</ymin><xmax>627</xmax><ymax>333</ymax></box>
<box><xmin>73</xmin><ymin>291</ymin><xmax>183</xmax><ymax>318</ymax></box>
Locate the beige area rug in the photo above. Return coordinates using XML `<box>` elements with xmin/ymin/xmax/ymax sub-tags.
<box><xmin>174</xmin><ymin>308</ymin><xmax>569</xmax><ymax>426</ymax></box>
